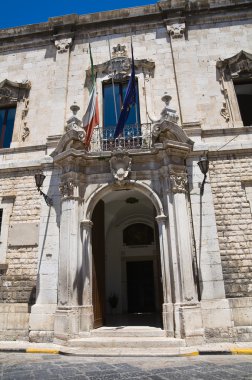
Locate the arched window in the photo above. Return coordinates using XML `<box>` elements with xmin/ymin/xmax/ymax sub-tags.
<box><xmin>123</xmin><ymin>223</ymin><xmax>154</xmax><ymax>246</ymax></box>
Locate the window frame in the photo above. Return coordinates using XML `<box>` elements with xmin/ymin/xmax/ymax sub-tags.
<box><xmin>102</xmin><ymin>78</ymin><xmax>141</xmax><ymax>130</ymax></box>
<box><xmin>217</xmin><ymin>51</ymin><xmax>252</xmax><ymax>127</ymax></box>
<box><xmin>0</xmin><ymin>106</ymin><xmax>17</xmax><ymax>149</ymax></box>
<box><xmin>0</xmin><ymin>196</ymin><xmax>15</xmax><ymax>264</ymax></box>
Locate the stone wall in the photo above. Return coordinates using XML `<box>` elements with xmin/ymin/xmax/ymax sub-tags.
<box><xmin>209</xmin><ymin>155</ymin><xmax>252</xmax><ymax>298</ymax></box>
<box><xmin>0</xmin><ymin>170</ymin><xmax>40</xmax><ymax>304</ymax></box>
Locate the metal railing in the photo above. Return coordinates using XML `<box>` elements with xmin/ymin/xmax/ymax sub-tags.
<box><xmin>90</xmin><ymin>123</ymin><xmax>152</xmax><ymax>152</ymax></box>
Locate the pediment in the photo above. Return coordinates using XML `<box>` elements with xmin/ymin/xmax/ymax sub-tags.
<box><xmin>86</xmin><ymin>56</ymin><xmax>155</xmax><ymax>82</ymax></box>
<box><xmin>0</xmin><ymin>79</ymin><xmax>31</xmax><ymax>105</ymax></box>
<box><xmin>217</xmin><ymin>50</ymin><xmax>252</xmax><ymax>79</ymax></box>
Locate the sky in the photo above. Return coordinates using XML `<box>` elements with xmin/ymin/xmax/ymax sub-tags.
<box><xmin>0</xmin><ymin>0</ymin><xmax>156</xmax><ymax>29</ymax></box>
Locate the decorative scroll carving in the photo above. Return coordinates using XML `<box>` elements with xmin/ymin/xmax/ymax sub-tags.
<box><xmin>217</xmin><ymin>51</ymin><xmax>252</xmax><ymax>79</ymax></box>
<box><xmin>112</xmin><ymin>44</ymin><xmax>127</xmax><ymax>58</ymax></box>
<box><xmin>54</xmin><ymin>38</ymin><xmax>72</xmax><ymax>53</ymax></box>
<box><xmin>110</xmin><ymin>149</ymin><xmax>132</xmax><ymax>184</ymax></box>
<box><xmin>0</xmin><ymin>79</ymin><xmax>31</xmax><ymax>105</ymax></box>
<box><xmin>220</xmin><ymin>102</ymin><xmax>230</xmax><ymax>122</ymax></box>
<box><xmin>86</xmin><ymin>56</ymin><xmax>155</xmax><ymax>82</ymax></box>
<box><xmin>22</xmin><ymin>124</ymin><xmax>30</xmax><ymax>141</ymax></box>
<box><xmin>167</xmin><ymin>23</ymin><xmax>185</xmax><ymax>39</ymax></box>
<box><xmin>170</xmin><ymin>171</ymin><xmax>188</xmax><ymax>193</ymax></box>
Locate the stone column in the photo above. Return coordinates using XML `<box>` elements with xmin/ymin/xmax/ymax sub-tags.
<box><xmin>54</xmin><ymin>175</ymin><xmax>83</xmax><ymax>341</ymax></box>
<box><xmin>79</xmin><ymin>219</ymin><xmax>93</xmax><ymax>332</ymax></box>
<box><xmin>155</xmin><ymin>215</ymin><xmax>174</xmax><ymax>337</ymax></box>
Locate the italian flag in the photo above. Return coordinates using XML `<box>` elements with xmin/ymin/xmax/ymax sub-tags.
<box><xmin>83</xmin><ymin>43</ymin><xmax>99</xmax><ymax>148</ymax></box>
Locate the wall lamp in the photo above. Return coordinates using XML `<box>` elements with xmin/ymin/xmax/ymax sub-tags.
<box><xmin>197</xmin><ymin>157</ymin><xmax>209</xmax><ymax>195</ymax></box>
<box><xmin>34</xmin><ymin>172</ymin><xmax>53</xmax><ymax>206</ymax></box>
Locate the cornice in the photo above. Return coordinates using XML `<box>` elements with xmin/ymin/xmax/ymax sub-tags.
<box><xmin>0</xmin><ymin>1</ymin><xmax>250</xmax><ymax>53</ymax></box>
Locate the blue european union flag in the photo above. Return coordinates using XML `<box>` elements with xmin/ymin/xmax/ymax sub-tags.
<box><xmin>113</xmin><ymin>43</ymin><xmax>136</xmax><ymax>139</ymax></box>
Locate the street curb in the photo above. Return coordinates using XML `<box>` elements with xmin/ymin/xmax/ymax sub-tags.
<box><xmin>0</xmin><ymin>348</ymin><xmax>252</xmax><ymax>356</ymax></box>
<box><xmin>0</xmin><ymin>348</ymin><xmax>59</xmax><ymax>354</ymax></box>
<box><xmin>231</xmin><ymin>348</ymin><xmax>252</xmax><ymax>355</ymax></box>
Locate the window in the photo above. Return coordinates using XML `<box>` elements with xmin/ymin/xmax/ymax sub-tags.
<box><xmin>0</xmin><ymin>107</ymin><xmax>16</xmax><ymax>148</ymax></box>
<box><xmin>123</xmin><ymin>223</ymin><xmax>154</xmax><ymax>246</ymax></box>
<box><xmin>217</xmin><ymin>51</ymin><xmax>252</xmax><ymax>127</ymax></box>
<box><xmin>103</xmin><ymin>80</ymin><xmax>140</xmax><ymax>130</ymax></box>
<box><xmin>233</xmin><ymin>80</ymin><xmax>252</xmax><ymax>126</ymax></box>
<box><xmin>0</xmin><ymin>209</ymin><xmax>2</xmax><ymax>235</ymax></box>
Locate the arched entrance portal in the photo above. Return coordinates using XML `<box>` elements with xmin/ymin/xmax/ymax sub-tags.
<box><xmin>91</xmin><ymin>189</ymin><xmax>163</xmax><ymax>329</ymax></box>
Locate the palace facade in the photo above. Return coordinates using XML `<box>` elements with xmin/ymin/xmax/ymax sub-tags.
<box><xmin>0</xmin><ymin>0</ymin><xmax>252</xmax><ymax>345</ymax></box>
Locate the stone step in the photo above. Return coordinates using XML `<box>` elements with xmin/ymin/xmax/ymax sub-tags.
<box><xmin>67</xmin><ymin>337</ymin><xmax>186</xmax><ymax>349</ymax></box>
<box><xmin>60</xmin><ymin>346</ymin><xmax>191</xmax><ymax>357</ymax></box>
<box><xmin>90</xmin><ymin>327</ymin><xmax>166</xmax><ymax>338</ymax></box>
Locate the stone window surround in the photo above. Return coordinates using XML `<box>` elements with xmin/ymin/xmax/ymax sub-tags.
<box><xmin>217</xmin><ymin>51</ymin><xmax>252</xmax><ymax>128</ymax></box>
<box><xmin>0</xmin><ymin>79</ymin><xmax>31</xmax><ymax>146</ymax></box>
<box><xmin>241</xmin><ymin>177</ymin><xmax>252</xmax><ymax>215</ymax></box>
<box><xmin>85</xmin><ymin>50</ymin><xmax>155</xmax><ymax>127</ymax></box>
<box><xmin>0</xmin><ymin>195</ymin><xmax>15</xmax><ymax>265</ymax></box>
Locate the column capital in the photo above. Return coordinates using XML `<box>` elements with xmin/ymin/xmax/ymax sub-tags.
<box><xmin>54</xmin><ymin>38</ymin><xmax>73</xmax><ymax>53</ymax></box>
<box><xmin>166</xmin><ymin>23</ymin><xmax>185</xmax><ymax>39</ymax></box>
<box><xmin>81</xmin><ymin>219</ymin><xmax>93</xmax><ymax>229</ymax></box>
<box><xmin>155</xmin><ymin>214</ymin><xmax>167</xmax><ymax>224</ymax></box>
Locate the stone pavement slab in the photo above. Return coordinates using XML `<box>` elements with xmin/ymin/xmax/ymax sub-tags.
<box><xmin>0</xmin><ymin>353</ymin><xmax>252</xmax><ymax>379</ymax></box>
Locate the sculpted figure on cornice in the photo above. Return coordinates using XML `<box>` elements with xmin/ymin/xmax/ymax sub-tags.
<box><xmin>52</xmin><ymin>103</ymin><xmax>86</xmax><ymax>157</ymax></box>
<box><xmin>151</xmin><ymin>94</ymin><xmax>193</xmax><ymax>147</ymax></box>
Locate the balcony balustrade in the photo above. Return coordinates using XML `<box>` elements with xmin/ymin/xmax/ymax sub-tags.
<box><xmin>89</xmin><ymin>123</ymin><xmax>152</xmax><ymax>152</ymax></box>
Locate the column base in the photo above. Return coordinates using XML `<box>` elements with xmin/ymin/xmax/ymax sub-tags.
<box><xmin>29</xmin><ymin>304</ymin><xmax>57</xmax><ymax>342</ymax></box>
<box><xmin>174</xmin><ymin>302</ymin><xmax>205</xmax><ymax>345</ymax></box>
<box><xmin>54</xmin><ymin>305</ymin><xmax>93</xmax><ymax>342</ymax></box>
<box><xmin>162</xmin><ymin>303</ymin><xmax>174</xmax><ymax>337</ymax></box>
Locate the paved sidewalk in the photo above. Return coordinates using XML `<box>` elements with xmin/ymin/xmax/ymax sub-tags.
<box><xmin>0</xmin><ymin>340</ymin><xmax>252</xmax><ymax>357</ymax></box>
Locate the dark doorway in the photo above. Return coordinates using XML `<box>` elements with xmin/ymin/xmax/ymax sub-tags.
<box><xmin>127</xmin><ymin>261</ymin><xmax>155</xmax><ymax>313</ymax></box>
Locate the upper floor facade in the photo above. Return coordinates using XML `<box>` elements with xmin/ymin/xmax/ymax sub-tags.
<box><xmin>0</xmin><ymin>0</ymin><xmax>251</xmax><ymax>163</ymax></box>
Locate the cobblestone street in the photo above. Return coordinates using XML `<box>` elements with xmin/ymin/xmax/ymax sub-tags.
<box><xmin>0</xmin><ymin>353</ymin><xmax>251</xmax><ymax>379</ymax></box>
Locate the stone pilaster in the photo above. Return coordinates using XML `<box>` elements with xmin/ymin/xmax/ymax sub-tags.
<box><xmin>29</xmin><ymin>170</ymin><xmax>60</xmax><ymax>343</ymax></box>
<box><xmin>54</xmin><ymin>175</ymin><xmax>83</xmax><ymax>341</ymax></box>
<box><xmin>49</xmin><ymin>37</ymin><xmax>73</xmax><ymax>136</ymax></box>
<box><xmin>170</xmin><ymin>170</ymin><xmax>197</xmax><ymax>303</ymax></box>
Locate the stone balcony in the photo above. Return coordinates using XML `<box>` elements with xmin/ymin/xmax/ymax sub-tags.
<box><xmin>89</xmin><ymin>123</ymin><xmax>152</xmax><ymax>152</ymax></box>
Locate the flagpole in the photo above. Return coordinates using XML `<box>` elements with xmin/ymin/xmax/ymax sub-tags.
<box><xmin>130</xmin><ymin>35</ymin><xmax>138</xmax><ymax>131</ymax></box>
<box><xmin>108</xmin><ymin>38</ymin><xmax>118</xmax><ymax>126</ymax></box>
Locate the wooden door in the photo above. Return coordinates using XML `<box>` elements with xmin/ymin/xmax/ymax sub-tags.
<box><xmin>92</xmin><ymin>200</ymin><xmax>105</xmax><ymax>328</ymax></box>
<box><xmin>127</xmin><ymin>261</ymin><xmax>156</xmax><ymax>313</ymax></box>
